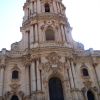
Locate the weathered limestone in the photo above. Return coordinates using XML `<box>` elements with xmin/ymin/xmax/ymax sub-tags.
<box><xmin>0</xmin><ymin>0</ymin><xmax>100</xmax><ymax>100</ymax></box>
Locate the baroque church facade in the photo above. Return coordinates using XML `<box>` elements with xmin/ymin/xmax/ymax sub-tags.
<box><xmin>0</xmin><ymin>0</ymin><xmax>100</xmax><ymax>100</ymax></box>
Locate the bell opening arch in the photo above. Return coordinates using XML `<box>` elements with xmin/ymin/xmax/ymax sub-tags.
<box><xmin>45</xmin><ymin>27</ymin><xmax>55</xmax><ymax>41</ymax></box>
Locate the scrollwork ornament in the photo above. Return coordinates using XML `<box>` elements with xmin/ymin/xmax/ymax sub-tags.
<box><xmin>10</xmin><ymin>83</ymin><xmax>20</xmax><ymax>92</ymax></box>
<box><xmin>46</xmin><ymin>52</ymin><xmax>61</xmax><ymax>64</ymax></box>
<box><xmin>41</xmin><ymin>52</ymin><xmax>65</xmax><ymax>73</ymax></box>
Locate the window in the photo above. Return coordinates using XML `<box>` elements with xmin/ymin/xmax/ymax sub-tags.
<box><xmin>82</xmin><ymin>68</ymin><xmax>89</xmax><ymax>76</ymax></box>
<box><xmin>45</xmin><ymin>3</ymin><xmax>50</xmax><ymax>12</ymax></box>
<box><xmin>45</xmin><ymin>29</ymin><xmax>55</xmax><ymax>41</ymax></box>
<box><xmin>12</xmin><ymin>70</ymin><xmax>19</xmax><ymax>79</ymax></box>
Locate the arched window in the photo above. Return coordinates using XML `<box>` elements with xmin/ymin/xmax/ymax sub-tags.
<box><xmin>45</xmin><ymin>3</ymin><xmax>50</xmax><ymax>12</ymax></box>
<box><xmin>49</xmin><ymin>77</ymin><xmax>64</xmax><ymax>100</ymax></box>
<box><xmin>87</xmin><ymin>90</ymin><xmax>95</xmax><ymax>100</ymax></box>
<box><xmin>45</xmin><ymin>29</ymin><xmax>55</xmax><ymax>41</ymax></box>
<box><xmin>12</xmin><ymin>70</ymin><xmax>19</xmax><ymax>79</ymax></box>
<box><xmin>82</xmin><ymin>68</ymin><xmax>89</xmax><ymax>76</ymax></box>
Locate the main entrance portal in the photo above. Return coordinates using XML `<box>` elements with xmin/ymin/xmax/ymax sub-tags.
<box><xmin>87</xmin><ymin>90</ymin><xmax>95</xmax><ymax>100</ymax></box>
<box><xmin>49</xmin><ymin>77</ymin><xmax>64</xmax><ymax>100</ymax></box>
<box><xmin>11</xmin><ymin>95</ymin><xmax>19</xmax><ymax>100</ymax></box>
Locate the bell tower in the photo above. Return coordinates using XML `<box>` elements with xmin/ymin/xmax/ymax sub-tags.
<box><xmin>20</xmin><ymin>0</ymin><xmax>75</xmax><ymax>50</ymax></box>
<box><xmin>21</xmin><ymin>0</ymin><xmax>84</xmax><ymax>50</ymax></box>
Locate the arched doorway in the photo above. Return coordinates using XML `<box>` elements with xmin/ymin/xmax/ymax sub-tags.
<box><xmin>49</xmin><ymin>77</ymin><xmax>64</xmax><ymax>100</ymax></box>
<box><xmin>87</xmin><ymin>90</ymin><xmax>95</xmax><ymax>100</ymax></box>
<box><xmin>11</xmin><ymin>95</ymin><xmax>19</xmax><ymax>100</ymax></box>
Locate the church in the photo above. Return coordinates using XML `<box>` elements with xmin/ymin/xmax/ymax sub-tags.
<box><xmin>0</xmin><ymin>0</ymin><xmax>100</xmax><ymax>100</ymax></box>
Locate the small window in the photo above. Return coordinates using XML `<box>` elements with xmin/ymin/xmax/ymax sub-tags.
<box><xmin>12</xmin><ymin>70</ymin><xmax>19</xmax><ymax>79</ymax></box>
<box><xmin>45</xmin><ymin>29</ymin><xmax>55</xmax><ymax>41</ymax></box>
<box><xmin>82</xmin><ymin>68</ymin><xmax>89</xmax><ymax>76</ymax></box>
<box><xmin>45</xmin><ymin>3</ymin><xmax>50</xmax><ymax>12</ymax></box>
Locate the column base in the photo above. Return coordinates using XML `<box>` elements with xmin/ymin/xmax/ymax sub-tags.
<box><xmin>24</xmin><ymin>95</ymin><xmax>30</xmax><ymax>100</ymax></box>
<box><xmin>31</xmin><ymin>91</ymin><xmax>45</xmax><ymax>100</ymax></box>
<box><xmin>33</xmin><ymin>43</ymin><xmax>39</xmax><ymax>48</ymax></box>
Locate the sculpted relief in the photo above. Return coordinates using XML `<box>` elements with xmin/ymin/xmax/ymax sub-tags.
<box><xmin>41</xmin><ymin>52</ymin><xmax>65</xmax><ymax>73</ymax></box>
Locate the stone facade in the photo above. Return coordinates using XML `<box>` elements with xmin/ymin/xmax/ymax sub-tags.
<box><xmin>0</xmin><ymin>0</ymin><xmax>100</xmax><ymax>100</ymax></box>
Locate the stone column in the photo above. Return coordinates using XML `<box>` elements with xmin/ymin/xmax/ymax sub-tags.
<box><xmin>30</xmin><ymin>25</ymin><xmax>34</xmax><ymax>48</ymax></box>
<box><xmin>64</xmin><ymin>26</ymin><xmax>68</xmax><ymax>42</ymax></box>
<box><xmin>0</xmin><ymin>65</ymin><xmax>5</xmax><ymax>99</ymax></box>
<box><xmin>24</xmin><ymin>31</ymin><xmax>28</xmax><ymax>49</ymax></box>
<box><xmin>50</xmin><ymin>3</ymin><xmax>53</xmax><ymax>13</ymax></box>
<box><xmin>31</xmin><ymin>61</ymin><xmax>36</xmax><ymax>92</ymax></box>
<box><xmin>68</xmin><ymin>61</ymin><xmax>74</xmax><ymax>89</ymax></box>
<box><xmin>38</xmin><ymin>23</ymin><xmax>42</xmax><ymax>43</ymax></box>
<box><xmin>36</xmin><ymin>60</ymin><xmax>41</xmax><ymax>91</ymax></box>
<box><xmin>59</xmin><ymin>4</ymin><xmax>62</xmax><ymax>14</ymax></box>
<box><xmin>70</xmin><ymin>60</ymin><xmax>79</xmax><ymax>100</ymax></box>
<box><xmin>26</xmin><ymin>8</ymin><xmax>28</xmax><ymax>19</ymax></box>
<box><xmin>30</xmin><ymin>2</ymin><xmax>33</xmax><ymax>15</ymax></box>
<box><xmin>61</xmin><ymin>24</ymin><xmax>66</xmax><ymax>42</ymax></box>
<box><xmin>58</xmin><ymin>25</ymin><xmax>63</xmax><ymax>42</ymax></box>
<box><xmin>25</xmin><ymin>65</ymin><xmax>30</xmax><ymax>96</ymax></box>
<box><xmin>68</xmin><ymin>65</ymin><xmax>76</xmax><ymax>100</ymax></box>
<box><xmin>56</xmin><ymin>2</ymin><xmax>60</xmax><ymax>13</ymax></box>
<box><xmin>35</xmin><ymin>24</ymin><xmax>38</xmax><ymax>43</ymax></box>
<box><xmin>93</xmin><ymin>63</ymin><xmax>100</xmax><ymax>100</ymax></box>
<box><xmin>68</xmin><ymin>60</ymin><xmax>78</xmax><ymax>100</ymax></box>
<box><xmin>34</xmin><ymin>1</ymin><xmax>37</xmax><ymax>13</ymax></box>
<box><xmin>64</xmin><ymin>64</ymin><xmax>72</xmax><ymax>100</ymax></box>
<box><xmin>63</xmin><ymin>80</ymin><xmax>72</xmax><ymax>100</ymax></box>
<box><xmin>41</xmin><ymin>3</ymin><xmax>44</xmax><ymax>13</ymax></box>
<box><xmin>37</xmin><ymin>0</ymin><xmax>41</xmax><ymax>13</ymax></box>
<box><xmin>41</xmin><ymin>24</ymin><xmax>45</xmax><ymax>42</ymax></box>
<box><xmin>53</xmin><ymin>1</ymin><xmax>57</xmax><ymax>13</ymax></box>
<box><xmin>70</xmin><ymin>61</ymin><xmax>78</xmax><ymax>89</ymax></box>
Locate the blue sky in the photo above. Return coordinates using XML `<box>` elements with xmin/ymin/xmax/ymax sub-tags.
<box><xmin>0</xmin><ymin>0</ymin><xmax>100</xmax><ymax>50</ymax></box>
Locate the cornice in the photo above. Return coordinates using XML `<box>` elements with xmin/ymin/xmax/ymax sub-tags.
<box><xmin>22</xmin><ymin>13</ymin><xmax>67</xmax><ymax>29</ymax></box>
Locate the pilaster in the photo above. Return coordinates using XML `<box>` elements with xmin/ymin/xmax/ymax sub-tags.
<box><xmin>30</xmin><ymin>25</ymin><xmax>34</xmax><ymax>48</ymax></box>
<box><xmin>35</xmin><ymin>24</ymin><xmax>38</xmax><ymax>43</ymax></box>
<box><xmin>31</xmin><ymin>61</ymin><xmax>36</xmax><ymax>92</ymax></box>
<box><xmin>37</xmin><ymin>0</ymin><xmax>41</xmax><ymax>13</ymax></box>
<box><xmin>0</xmin><ymin>65</ymin><xmax>5</xmax><ymax>98</ymax></box>
<box><xmin>36</xmin><ymin>60</ymin><xmax>41</xmax><ymax>91</ymax></box>
<box><xmin>53</xmin><ymin>1</ymin><xmax>57</xmax><ymax>13</ymax></box>
<box><xmin>61</xmin><ymin>24</ymin><xmax>66</xmax><ymax>42</ymax></box>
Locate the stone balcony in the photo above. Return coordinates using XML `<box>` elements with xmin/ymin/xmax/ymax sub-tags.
<box><xmin>32</xmin><ymin>41</ymin><xmax>72</xmax><ymax>49</ymax></box>
<box><xmin>22</xmin><ymin>12</ymin><xmax>67</xmax><ymax>26</ymax></box>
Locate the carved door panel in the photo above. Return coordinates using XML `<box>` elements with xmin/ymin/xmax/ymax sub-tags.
<box><xmin>49</xmin><ymin>77</ymin><xmax>64</xmax><ymax>100</ymax></box>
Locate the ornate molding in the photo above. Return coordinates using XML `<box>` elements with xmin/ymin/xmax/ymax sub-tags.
<box><xmin>41</xmin><ymin>52</ymin><xmax>65</xmax><ymax>73</ymax></box>
<box><xmin>10</xmin><ymin>83</ymin><xmax>21</xmax><ymax>92</ymax></box>
<box><xmin>83</xmin><ymin>80</ymin><xmax>92</xmax><ymax>88</ymax></box>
